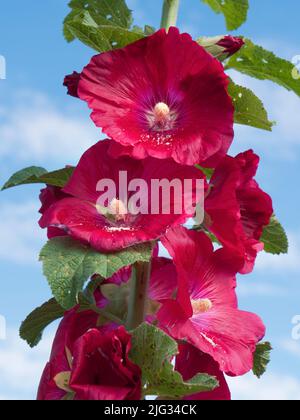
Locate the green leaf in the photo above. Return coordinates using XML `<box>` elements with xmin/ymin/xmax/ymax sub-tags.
<box><xmin>253</xmin><ymin>342</ymin><xmax>272</xmax><ymax>378</ymax></box>
<box><xmin>64</xmin><ymin>0</ymin><xmax>146</xmax><ymax>52</ymax></box>
<box><xmin>130</xmin><ymin>323</ymin><xmax>218</xmax><ymax>399</ymax></box>
<box><xmin>20</xmin><ymin>298</ymin><xmax>65</xmax><ymax>348</ymax></box>
<box><xmin>228</xmin><ymin>81</ymin><xmax>274</xmax><ymax>131</ymax></box>
<box><xmin>40</xmin><ymin>237</ymin><xmax>152</xmax><ymax>309</ymax></box>
<box><xmin>261</xmin><ymin>216</ymin><xmax>289</xmax><ymax>255</ymax></box>
<box><xmin>227</xmin><ymin>39</ymin><xmax>300</xmax><ymax>97</ymax></box>
<box><xmin>1</xmin><ymin>167</ymin><xmax>74</xmax><ymax>191</ymax></box>
<box><xmin>37</xmin><ymin>167</ymin><xmax>75</xmax><ymax>188</ymax></box>
<box><xmin>201</xmin><ymin>0</ymin><xmax>249</xmax><ymax>31</ymax></box>
<box><xmin>1</xmin><ymin>166</ymin><xmax>48</xmax><ymax>191</ymax></box>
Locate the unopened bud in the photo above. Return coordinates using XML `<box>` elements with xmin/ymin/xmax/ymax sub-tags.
<box><xmin>198</xmin><ymin>35</ymin><xmax>245</xmax><ymax>61</ymax></box>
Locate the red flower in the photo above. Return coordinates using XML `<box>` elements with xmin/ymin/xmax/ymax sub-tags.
<box><xmin>69</xmin><ymin>328</ymin><xmax>141</xmax><ymax>400</ymax></box>
<box><xmin>37</xmin><ymin>282</ymin><xmax>141</xmax><ymax>401</ymax></box>
<box><xmin>77</xmin><ymin>27</ymin><xmax>234</xmax><ymax>166</ymax></box>
<box><xmin>176</xmin><ymin>344</ymin><xmax>231</xmax><ymax>400</ymax></box>
<box><xmin>156</xmin><ymin>227</ymin><xmax>265</xmax><ymax>376</ymax></box>
<box><xmin>63</xmin><ymin>71</ymin><xmax>80</xmax><ymax>98</ymax></box>
<box><xmin>39</xmin><ymin>140</ymin><xmax>205</xmax><ymax>252</ymax></box>
<box><xmin>205</xmin><ymin>150</ymin><xmax>273</xmax><ymax>274</ymax></box>
<box><xmin>37</xmin><ymin>306</ymin><xmax>101</xmax><ymax>400</ymax></box>
<box><xmin>39</xmin><ymin>186</ymin><xmax>69</xmax><ymax>239</ymax></box>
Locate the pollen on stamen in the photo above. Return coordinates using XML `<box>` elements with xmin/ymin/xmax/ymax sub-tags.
<box><xmin>109</xmin><ymin>198</ymin><xmax>128</xmax><ymax>221</ymax></box>
<box><xmin>191</xmin><ymin>298</ymin><xmax>213</xmax><ymax>314</ymax></box>
<box><xmin>154</xmin><ymin>102</ymin><xmax>171</xmax><ymax>123</ymax></box>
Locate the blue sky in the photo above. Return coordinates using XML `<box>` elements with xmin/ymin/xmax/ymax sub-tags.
<box><xmin>0</xmin><ymin>0</ymin><xmax>300</xmax><ymax>400</ymax></box>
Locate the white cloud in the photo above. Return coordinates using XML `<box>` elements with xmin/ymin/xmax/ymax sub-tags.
<box><xmin>281</xmin><ymin>339</ymin><xmax>300</xmax><ymax>359</ymax></box>
<box><xmin>0</xmin><ymin>200</ymin><xmax>44</xmax><ymax>265</ymax></box>
<box><xmin>228</xmin><ymin>372</ymin><xmax>300</xmax><ymax>400</ymax></box>
<box><xmin>0</xmin><ymin>328</ymin><xmax>54</xmax><ymax>400</ymax></box>
<box><xmin>256</xmin><ymin>231</ymin><xmax>300</xmax><ymax>272</ymax></box>
<box><xmin>0</xmin><ymin>90</ymin><xmax>99</xmax><ymax>166</ymax></box>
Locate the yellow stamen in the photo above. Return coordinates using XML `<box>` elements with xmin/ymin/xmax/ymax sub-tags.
<box><xmin>154</xmin><ymin>102</ymin><xmax>171</xmax><ymax>123</ymax></box>
<box><xmin>191</xmin><ymin>299</ymin><xmax>213</xmax><ymax>314</ymax></box>
<box><xmin>109</xmin><ymin>198</ymin><xmax>128</xmax><ymax>221</ymax></box>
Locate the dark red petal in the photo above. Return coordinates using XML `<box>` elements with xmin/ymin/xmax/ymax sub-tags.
<box><xmin>70</xmin><ymin>328</ymin><xmax>141</xmax><ymax>400</ymax></box>
<box><xmin>176</xmin><ymin>343</ymin><xmax>231</xmax><ymax>400</ymax></box>
<box><xmin>206</xmin><ymin>151</ymin><xmax>273</xmax><ymax>274</ymax></box>
<box><xmin>63</xmin><ymin>71</ymin><xmax>81</xmax><ymax>98</ymax></box>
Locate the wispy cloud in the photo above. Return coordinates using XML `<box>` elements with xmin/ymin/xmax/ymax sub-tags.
<box><xmin>281</xmin><ymin>339</ymin><xmax>300</xmax><ymax>359</ymax></box>
<box><xmin>0</xmin><ymin>328</ymin><xmax>54</xmax><ymax>400</ymax></box>
<box><xmin>228</xmin><ymin>372</ymin><xmax>300</xmax><ymax>400</ymax></box>
<box><xmin>0</xmin><ymin>201</ymin><xmax>44</xmax><ymax>265</ymax></box>
<box><xmin>0</xmin><ymin>90</ymin><xmax>99</xmax><ymax>166</ymax></box>
<box><xmin>256</xmin><ymin>231</ymin><xmax>300</xmax><ymax>272</ymax></box>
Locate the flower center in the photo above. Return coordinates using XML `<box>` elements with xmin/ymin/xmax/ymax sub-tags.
<box><xmin>145</xmin><ymin>101</ymin><xmax>177</xmax><ymax>132</ymax></box>
<box><xmin>108</xmin><ymin>198</ymin><xmax>128</xmax><ymax>222</ymax></box>
<box><xmin>191</xmin><ymin>299</ymin><xmax>213</xmax><ymax>314</ymax></box>
<box><xmin>154</xmin><ymin>102</ymin><xmax>171</xmax><ymax>124</ymax></box>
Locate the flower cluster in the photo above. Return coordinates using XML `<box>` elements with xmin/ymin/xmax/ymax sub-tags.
<box><xmin>39</xmin><ymin>28</ymin><xmax>272</xmax><ymax>400</ymax></box>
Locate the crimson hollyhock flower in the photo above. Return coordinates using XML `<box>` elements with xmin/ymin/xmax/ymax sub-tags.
<box><xmin>63</xmin><ymin>71</ymin><xmax>80</xmax><ymax>98</ymax></box>
<box><xmin>69</xmin><ymin>328</ymin><xmax>141</xmax><ymax>400</ymax></box>
<box><xmin>205</xmin><ymin>150</ymin><xmax>273</xmax><ymax>274</ymax></box>
<box><xmin>76</xmin><ymin>27</ymin><xmax>234</xmax><ymax>166</ymax></box>
<box><xmin>155</xmin><ymin>226</ymin><xmax>265</xmax><ymax>376</ymax></box>
<box><xmin>38</xmin><ymin>283</ymin><xmax>141</xmax><ymax>401</ymax></box>
<box><xmin>176</xmin><ymin>344</ymin><xmax>231</xmax><ymax>401</ymax></box>
<box><xmin>39</xmin><ymin>140</ymin><xmax>205</xmax><ymax>252</ymax></box>
<box><xmin>37</xmin><ymin>305</ymin><xmax>102</xmax><ymax>400</ymax></box>
<box><xmin>39</xmin><ymin>323</ymin><xmax>141</xmax><ymax>400</ymax></box>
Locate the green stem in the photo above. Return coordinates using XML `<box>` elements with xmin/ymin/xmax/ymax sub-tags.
<box><xmin>160</xmin><ymin>0</ymin><xmax>180</xmax><ymax>30</ymax></box>
<box><xmin>126</xmin><ymin>261</ymin><xmax>152</xmax><ymax>330</ymax></box>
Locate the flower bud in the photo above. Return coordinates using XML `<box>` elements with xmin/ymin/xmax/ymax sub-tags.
<box><xmin>198</xmin><ymin>35</ymin><xmax>245</xmax><ymax>61</ymax></box>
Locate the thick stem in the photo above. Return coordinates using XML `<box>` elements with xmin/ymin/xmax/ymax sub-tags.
<box><xmin>160</xmin><ymin>0</ymin><xmax>180</xmax><ymax>30</ymax></box>
<box><xmin>126</xmin><ymin>261</ymin><xmax>152</xmax><ymax>330</ymax></box>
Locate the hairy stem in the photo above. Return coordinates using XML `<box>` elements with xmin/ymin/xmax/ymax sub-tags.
<box><xmin>161</xmin><ymin>0</ymin><xmax>180</xmax><ymax>30</ymax></box>
<box><xmin>126</xmin><ymin>261</ymin><xmax>152</xmax><ymax>330</ymax></box>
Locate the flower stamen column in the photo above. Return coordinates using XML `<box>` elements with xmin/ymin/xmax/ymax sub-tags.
<box><xmin>161</xmin><ymin>0</ymin><xmax>180</xmax><ymax>31</ymax></box>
